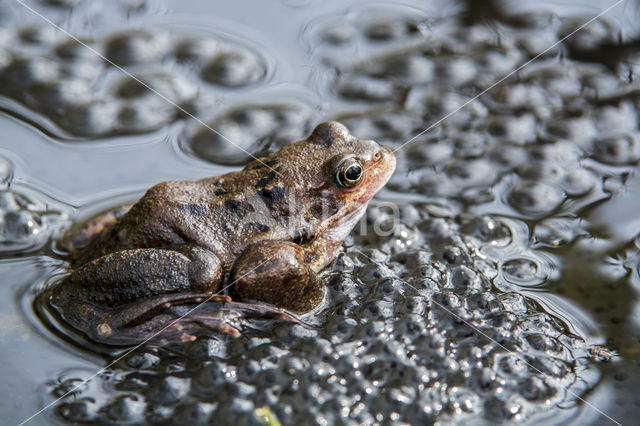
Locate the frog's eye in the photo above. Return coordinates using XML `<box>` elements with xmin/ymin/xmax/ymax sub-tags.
<box><xmin>336</xmin><ymin>158</ymin><xmax>363</xmax><ymax>188</ymax></box>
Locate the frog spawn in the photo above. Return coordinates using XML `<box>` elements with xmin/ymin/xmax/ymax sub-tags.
<box><xmin>25</xmin><ymin>3</ymin><xmax>637</xmax><ymax>425</ymax></box>
<box><xmin>316</xmin><ymin>8</ymin><xmax>639</xmax><ymax>221</ymax></box>
<box><xmin>182</xmin><ymin>102</ymin><xmax>316</xmax><ymax>165</ymax></box>
<box><xmin>49</xmin><ymin>203</ymin><xmax>595</xmax><ymax>424</ymax></box>
<box><xmin>0</xmin><ymin>24</ymin><xmax>266</xmax><ymax>139</ymax></box>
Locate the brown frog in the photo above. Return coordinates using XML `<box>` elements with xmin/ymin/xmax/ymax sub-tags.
<box><xmin>45</xmin><ymin>121</ymin><xmax>395</xmax><ymax>345</ymax></box>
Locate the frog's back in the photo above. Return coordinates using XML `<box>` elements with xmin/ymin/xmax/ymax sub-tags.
<box><xmin>72</xmin><ymin>174</ymin><xmax>291</xmax><ymax>267</ymax></box>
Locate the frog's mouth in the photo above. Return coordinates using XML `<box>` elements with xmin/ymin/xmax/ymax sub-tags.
<box><xmin>324</xmin><ymin>201</ymin><xmax>369</xmax><ymax>244</ymax></box>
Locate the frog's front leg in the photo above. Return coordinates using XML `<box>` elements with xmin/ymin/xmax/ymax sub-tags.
<box><xmin>64</xmin><ymin>245</ymin><xmax>222</xmax><ymax>306</ymax></box>
<box><xmin>229</xmin><ymin>241</ymin><xmax>325</xmax><ymax>314</ymax></box>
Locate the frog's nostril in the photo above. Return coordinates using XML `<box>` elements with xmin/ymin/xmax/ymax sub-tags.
<box><xmin>373</xmin><ymin>151</ymin><xmax>382</xmax><ymax>162</ymax></box>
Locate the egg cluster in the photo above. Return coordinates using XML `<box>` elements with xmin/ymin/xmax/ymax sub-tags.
<box><xmin>312</xmin><ymin>10</ymin><xmax>639</xmax><ymax>222</ymax></box>
<box><xmin>182</xmin><ymin>103</ymin><xmax>315</xmax><ymax>165</ymax></box>
<box><xmin>52</xmin><ymin>201</ymin><xmax>596</xmax><ymax>424</ymax></box>
<box><xmin>0</xmin><ymin>25</ymin><xmax>266</xmax><ymax>138</ymax></box>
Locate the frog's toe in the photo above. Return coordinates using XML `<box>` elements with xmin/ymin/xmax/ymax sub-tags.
<box><xmin>188</xmin><ymin>317</ymin><xmax>242</xmax><ymax>337</ymax></box>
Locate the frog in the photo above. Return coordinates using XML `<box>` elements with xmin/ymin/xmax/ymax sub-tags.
<box><xmin>44</xmin><ymin>121</ymin><xmax>396</xmax><ymax>345</ymax></box>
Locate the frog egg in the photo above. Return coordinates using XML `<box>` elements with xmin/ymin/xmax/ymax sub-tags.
<box><xmin>450</xmin><ymin>266</ymin><xmax>488</xmax><ymax>295</ymax></box>
<box><xmin>18</xmin><ymin>25</ymin><xmax>59</xmax><ymax>46</ymax></box>
<box><xmin>545</xmin><ymin>116</ymin><xmax>599</xmax><ymax>148</ymax></box>
<box><xmin>594</xmin><ymin>134</ymin><xmax>640</xmax><ymax>165</ymax></box>
<box><xmin>114</xmin><ymin>72</ymin><xmax>198</xmax><ymax>106</ymax></box>
<box><xmin>460</xmin><ymin>216</ymin><xmax>512</xmax><ymax>247</ymax></box>
<box><xmin>1</xmin><ymin>210</ymin><xmax>42</xmax><ymax>242</ymax></box>
<box><xmin>103</xmin><ymin>395</ymin><xmax>146</xmax><ymax>423</ymax></box>
<box><xmin>54</xmin><ymin>38</ymin><xmax>104</xmax><ymax>62</ymax></box>
<box><xmin>525</xmin><ymin>334</ymin><xmax>563</xmax><ymax>354</ymax></box>
<box><xmin>404</xmin><ymin>141</ymin><xmax>453</xmax><ymax>169</ymax></box>
<box><xmin>414</xmin><ymin>173</ymin><xmax>459</xmax><ymax>198</ymax></box>
<box><xmin>500</xmin><ymin>257</ymin><xmax>547</xmax><ymax>287</ymax></box>
<box><xmin>26</xmin><ymin>79</ymin><xmax>92</xmax><ymax>115</ymax></box>
<box><xmin>172</xmin><ymin>402</ymin><xmax>215</xmax><ymax>424</ymax></box>
<box><xmin>41</xmin><ymin>0</ymin><xmax>84</xmax><ymax>7</ymax></box>
<box><xmin>446</xmin><ymin>158</ymin><xmax>496</xmax><ymax>188</ymax></box>
<box><xmin>362</xmin><ymin>17</ymin><xmax>422</xmax><ymax>42</ymax></box>
<box><xmin>507</xmin><ymin>181</ymin><xmax>566</xmax><ymax>218</ymax></box>
<box><xmin>0</xmin><ymin>189</ymin><xmax>19</xmax><ymax>211</ymax></box>
<box><xmin>320</xmin><ymin>24</ymin><xmax>356</xmax><ymax>45</ymax></box>
<box><xmin>185</xmin><ymin>103</ymin><xmax>312</xmax><ymax>165</ymax></box>
<box><xmin>174</xmin><ymin>37</ymin><xmax>220</xmax><ymax>63</ymax></box>
<box><xmin>57</xmin><ymin>399</ymin><xmax>98</xmax><ymax>423</ymax></box>
<box><xmin>488</xmin><ymin>113</ymin><xmax>537</xmax><ymax>145</ymax></box>
<box><xmin>373</xmin><ymin>53</ymin><xmax>435</xmax><ymax>85</ymax></box>
<box><xmin>105</xmin><ymin>30</ymin><xmax>171</xmax><ymax>66</ymax></box>
<box><xmin>596</xmin><ymin>102</ymin><xmax>638</xmax><ymax>136</ymax></box>
<box><xmin>437</xmin><ymin>56</ymin><xmax>477</xmax><ymax>87</ymax></box>
<box><xmin>0</xmin><ymin>56</ymin><xmax>60</xmax><ymax>90</ymax></box>
<box><xmin>200</xmin><ymin>50</ymin><xmax>265</xmax><ymax>87</ymax></box>
<box><xmin>59</xmin><ymin>100</ymin><xmax>118</xmax><ymax>137</ymax></box>
<box><xmin>337</xmin><ymin>75</ymin><xmax>398</xmax><ymax>102</ymax></box>
<box><xmin>560</xmin><ymin>168</ymin><xmax>597</xmax><ymax>197</ymax></box>
<box><xmin>115</xmin><ymin>99</ymin><xmax>176</xmax><ymax>133</ymax></box>
<box><xmin>529</xmin><ymin>140</ymin><xmax>584</xmax><ymax>165</ymax></box>
<box><xmin>146</xmin><ymin>376</ymin><xmax>190</xmax><ymax>405</ymax></box>
<box><xmin>518</xmin><ymin>162</ymin><xmax>565</xmax><ymax>184</ymax></box>
<box><xmin>518</xmin><ymin>376</ymin><xmax>557</xmax><ymax>401</ymax></box>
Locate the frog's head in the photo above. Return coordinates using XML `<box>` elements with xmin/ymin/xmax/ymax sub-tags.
<box><xmin>243</xmin><ymin>121</ymin><xmax>395</xmax><ymax>255</ymax></box>
<box><xmin>306</xmin><ymin>121</ymin><xmax>396</xmax><ymax>216</ymax></box>
<box><xmin>273</xmin><ymin>121</ymin><xmax>396</xmax><ymax>249</ymax></box>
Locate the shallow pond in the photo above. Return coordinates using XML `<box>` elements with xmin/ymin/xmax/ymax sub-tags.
<box><xmin>1</xmin><ymin>0</ymin><xmax>640</xmax><ymax>424</ymax></box>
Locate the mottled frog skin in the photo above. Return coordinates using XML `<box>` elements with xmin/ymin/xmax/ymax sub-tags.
<box><xmin>47</xmin><ymin>121</ymin><xmax>395</xmax><ymax>344</ymax></box>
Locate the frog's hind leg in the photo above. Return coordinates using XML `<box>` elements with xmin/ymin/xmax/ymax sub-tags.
<box><xmin>48</xmin><ymin>290</ymin><xmax>232</xmax><ymax>344</ymax></box>
<box><xmin>64</xmin><ymin>245</ymin><xmax>223</xmax><ymax>306</ymax></box>
<box><xmin>53</xmin><ymin>292</ymin><xmax>298</xmax><ymax>345</ymax></box>
<box><xmin>115</xmin><ymin>293</ymin><xmax>232</xmax><ymax>328</ymax></box>
<box><xmin>113</xmin><ymin>293</ymin><xmax>297</xmax><ymax>331</ymax></box>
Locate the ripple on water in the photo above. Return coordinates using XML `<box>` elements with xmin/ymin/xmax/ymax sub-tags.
<box><xmin>0</xmin><ymin>156</ymin><xmax>68</xmax><ymax>255</ymax></box>
<box><xmin>500</xmin><ymin>257</ymin><xmax>547</xmax><ymax>287</ymax></box>
<box><xmin>507</xmin><ymin>181</ymin><xmax>566</xmax><ymax>218</ymax></box>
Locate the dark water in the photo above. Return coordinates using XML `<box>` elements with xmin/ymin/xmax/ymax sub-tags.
<box><xmin>1</xmin><ymin>0</ymin><xmax>640</xmax><ymax>424</ymax></box>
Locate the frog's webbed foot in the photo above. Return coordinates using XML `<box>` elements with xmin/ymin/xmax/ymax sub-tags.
<box><xmin>161</xmin><ymin>298</ymin><xmax>299</xmax><ymax>341</ymax></box>
<box><xmin>114</xmin><ymin>293</ymin><xmax>232</xmax><ymax>329</ymax></box>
